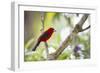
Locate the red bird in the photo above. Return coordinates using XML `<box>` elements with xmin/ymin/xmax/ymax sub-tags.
<box><xmin>32</xmin><ymin>27</ymin><xmax>56</xmax><ymax>51</ymax></box>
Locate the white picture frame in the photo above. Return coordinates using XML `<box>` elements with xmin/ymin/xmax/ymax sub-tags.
<box><xmin>11</xmin><ymin>1</ymin><xmax>97</xmax><ymax>71</ymax></box>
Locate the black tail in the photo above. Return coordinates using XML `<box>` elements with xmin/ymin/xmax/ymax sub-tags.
<box><xmin>32</xmin><ymin>41</ymin><xmax>41</xmax><ymax>51</ymax></box>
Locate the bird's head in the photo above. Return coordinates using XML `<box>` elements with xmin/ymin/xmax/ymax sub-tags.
<box><xmin>48</xmin><ymin>27</ymin><xmax>56</xmax><ymax>33</ymax></box>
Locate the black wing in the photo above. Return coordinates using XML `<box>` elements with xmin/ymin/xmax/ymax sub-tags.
<box><xmin>39</xmin><ymin>32</ymin><xmax>49</xmax><ymax>39</ymax></box>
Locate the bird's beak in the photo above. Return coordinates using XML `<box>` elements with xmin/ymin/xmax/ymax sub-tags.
<box><xmin>54</xmin><ymin>29</ymin><xmax>56</xmax><ymax>32</ymax></box>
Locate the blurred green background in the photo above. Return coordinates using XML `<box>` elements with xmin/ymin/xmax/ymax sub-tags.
<box><xmin>24</xmin><ymin>11</ymin><xmax>90</xmax><ymax>61</ymax></box>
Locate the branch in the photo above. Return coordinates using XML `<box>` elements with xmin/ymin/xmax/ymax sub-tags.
<box><xmin>41</xmin><ymin>13</ymin><xmax>49</xmax><ymax>60</ymax></box>
<box><xmin>77</xmin><ymin>14</ymin><xmax>89</xmax><ymax>26</ymax></box>
<box><xmin>45</xmin><ymin>42</ymin><xmax>49</xmax><ymax>60</ymax></box>
<box><xmin>81</xmin><ymin>25</ymin><xmax>90</xmax><ymax>32</ymax></box>
<box><xmin>48</xmin><ymin>14</ymin><xmax>90</xmax><ymax>60</ymax></box>
<box><xmin>41</xmin><ymin>14</ymin><xmax>45</xmax><ymax>32</ymax></box>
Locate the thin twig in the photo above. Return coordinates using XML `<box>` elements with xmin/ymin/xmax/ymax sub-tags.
<box><xmin>41</xmin><ymin>15</ymin><xmax>45</xmax><ymax>32</ymax></box>
<box><xmin>45</xmin><ymin>42</ymin><xmax>49</xmax><ymax>60</ymax></box>
<box><xmin>41</xmin><ymin>13</ymin><xmax>49</xmax><ymax>60</ymax></box>
<box><xmin>81</xmin><ymin>25</ymin><xmax>90</xmax><ymax>32</ymax></box>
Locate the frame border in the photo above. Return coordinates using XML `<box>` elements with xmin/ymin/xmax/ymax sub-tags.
<box><xmin>11</xmin><ymin>1</ymin><xmax>97</xmax><ymax>71</ymax></box>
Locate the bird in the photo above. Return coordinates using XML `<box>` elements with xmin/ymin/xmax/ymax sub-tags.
<box><xmin>32</xmin><ymin>27</ymin><xmax>56</xmax><ymax>51</ymax></box>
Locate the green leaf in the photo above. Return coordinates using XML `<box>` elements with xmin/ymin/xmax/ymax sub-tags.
<box><xmin>57</xmin><ymin>52</ymin><xmax>70</xmax><ymax>60</ymax></box>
